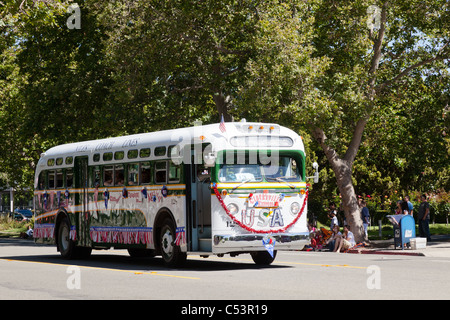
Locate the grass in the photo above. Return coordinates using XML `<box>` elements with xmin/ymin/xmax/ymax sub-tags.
<box><xmin>0</xmin><ymin>215</ymin><xmax>33</xmax><ymax>237</ymax></box>
<box><xmin>317</xmin><ymin>221</ymin><xmax>450</xmax><ymax>240</ymax></box>
<box><xmin>368</xmin><ymin>223</ymin><xmax>450</xmax><ymax>240</ymax></box>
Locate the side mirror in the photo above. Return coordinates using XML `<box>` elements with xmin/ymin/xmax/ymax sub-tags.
<box><xmin>170</xmin><ymin>145</ymin><xmax>183</xmax><ymax>165</ymax></box>
<box><xmin>307</xmin><ymin>162</ymin><xmax>319</xmax><ymax>183</ymax></box>
<box><xmin>203</xmin><ymin>152</ymin><xmax>216</xmax><ymax>167</ymax></box>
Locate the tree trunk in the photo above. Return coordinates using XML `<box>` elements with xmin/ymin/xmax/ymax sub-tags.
<box><xmin>333</xmin><ymin>158</ymin><xmax>365</xmax><ymax>242</ymax></box>
<box><xmin>312</xmin><ymin>126</ymin><xmax>366</xmax><ymax>243</ymax></box>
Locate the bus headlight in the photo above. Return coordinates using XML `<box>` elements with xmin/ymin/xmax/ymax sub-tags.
<box><xmin>290</xmin><ymin>202</ymin><xmax>300</xmax><ymax>215</ymax></box>
<box><xmin>227</xmin><ymin>203</ymin><xmax>239</xmax><ymax>215</ymax></box>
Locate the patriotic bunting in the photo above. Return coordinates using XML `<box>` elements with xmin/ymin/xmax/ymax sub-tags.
<box><xmin>33</xmin><ymin>224</ymin><xmax>55</xmax><ymax>239</ymax></box>
<box><xmin>89</xmin><ymin>226</ymin><xmax>153</xmax><ymax>245</ymax></box>
<box><xmin>175</xmin><ymin>227</ymin><xmax>186</xmax><ymax>246</ymax></box>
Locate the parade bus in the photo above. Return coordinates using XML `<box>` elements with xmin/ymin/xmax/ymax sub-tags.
<box><xmin>34</xmin><ymin>121</ymin><xmax>316</xmax><ymax>266</ymax></box>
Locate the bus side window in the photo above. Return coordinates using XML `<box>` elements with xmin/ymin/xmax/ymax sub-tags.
<box><xmin>128</xmin><ymin>163</ymin><xmax>139</xmax><ymax>185</ymax></box>
<box><xmin>155</xmin><ymin>161</ymin><xmax>167</xmax><ymax>184</ymax></box>
<box><xmin>66</xmin><ymin>169</ymin><xmax>74</xmax><ymax>188</ymax></box>
<box><xmin>38</xmin><ymin>171</ymin><xmax>46</xmax><ymax>190</ymax></box>
<box><xmin>56</xmin><ymin>169</ymin><xmax>64</xmax><ymax>188</ymax></box>
<box><xmin>91</xmin><ymin>166</ymin><xmax>101</xmax><ymax>188</ymax></box>
<box><xmin>115</xmin><ymin>164</ymin><xmax>124</xmax><ymax>186</ymax></box>
<box><xmin>104</xmin><ymin>165</ymin><xmax>114</xmax><ymax>186</ymax></box>
<box><xmin>169</xmin><ymin>163</ymin><xmax>180</xmax><ymax>183</ymax></box>
<box><xmin>141</xmin><ymin>162</ymin><xmax>151</xmax><ymax>184</ymax></box>
<box><xmin>155</xmin><ymin>146</ymin><xmax>166</xmax><ymax>157</ymax></box>
<box><xmin>48</xmin><ymin>170</ymin><xmax>56</xmax><ymax>189</ymax></box>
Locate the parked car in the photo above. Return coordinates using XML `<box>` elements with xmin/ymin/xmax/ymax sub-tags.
<box><xmin>13</xmin><ymin>209</ymin><xmax>33</xmax><ymax>221</ymax></box>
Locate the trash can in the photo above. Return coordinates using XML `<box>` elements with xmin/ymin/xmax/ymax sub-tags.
<box><xmin>386</xmin><ymin>215</ymin><xmax>416</xmax><ymax>250</ymax></box>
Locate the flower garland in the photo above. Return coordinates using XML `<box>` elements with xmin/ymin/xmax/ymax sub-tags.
<box><xmin>212</xmin><ymin>183</ymin><xmax>309</xmax><ymax>234</ymax></box>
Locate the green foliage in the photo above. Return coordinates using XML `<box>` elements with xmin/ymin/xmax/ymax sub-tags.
<box><xmin>0</xmin><ymin>215</ymin><xmax>32</xmax><ymax>235</ymax></box>
<box><xmin>0</xmin><ymin>0</ymin><xmax>448</xmax><ymax>215</ymax></box>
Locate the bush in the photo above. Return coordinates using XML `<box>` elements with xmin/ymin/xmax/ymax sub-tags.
<box><xmin>0</xmin><ymin>215</ymin><xmax>32</xmax><ymax>234</ymax></box>
<box><xmin>307</xmin><ymin>198</ymin><xmax>328</xmax><ymax>226</ymax></box>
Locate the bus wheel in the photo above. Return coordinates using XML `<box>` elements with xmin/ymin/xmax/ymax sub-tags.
<box><xmin>57</xmin><ymin>218</ymin><xmax>76</xmax><ymax>259</ymax></box>
<box><xmin>159</xmin><ymin>219</ymin><xmax>186</xmax><ymax>267</ymax></box>
<box><xmin>250</xmin><ymin>251</ymin><xmax>277</xmax><ymax>265</ymax></box>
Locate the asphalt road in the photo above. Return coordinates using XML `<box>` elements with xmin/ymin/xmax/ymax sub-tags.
<box><xmin>1</xmin><ymin>238</ymin><xmax>450</xmax><ymax>302</ymax></box>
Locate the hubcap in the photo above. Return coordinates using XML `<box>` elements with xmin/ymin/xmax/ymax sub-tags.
<box><xmin>60</xmin><ymin>225</ymin><xmax>70</xmax><ymax>252</ymax></box>
<box><xmin>161</xmin><ymin>228</ymin><xmax>173</xmax><ymax>257</ymax></box>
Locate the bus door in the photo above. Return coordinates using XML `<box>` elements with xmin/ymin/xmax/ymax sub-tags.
<box><xmin>74</xmin><ymin>156</ymin><xmax>90</xmax><ymax>247</ymax></box>
<box><xmin>186</xmin><ymin>150</ymin><xmax>212</xmax><ymax>252</ymax></box>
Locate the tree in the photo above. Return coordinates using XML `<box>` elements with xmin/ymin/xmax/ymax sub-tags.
<box><xmin>0</xmin><ymin>0</ymin><xmax>448</xmax><ymax>236</ymax></box>
<box><xmin>96</xmin><ymin>0</ymin><xmax>264</xmax><ymax>123</ymax></box>
<box><xmin>0</xmin><ymin>0</ymin><xmax>115</xmax><ymax>189</ymax></box>
<box><xmin>241</xmin><ymin>0</ymin><xmax>449</xmax><ymax>242</ymax></box>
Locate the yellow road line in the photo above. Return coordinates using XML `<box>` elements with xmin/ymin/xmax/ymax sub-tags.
<box><xmin>276</xmin><ymin>260</ymin><xmax>367</xmax><ymax>269</ymax></box>
<box><xmin>0</xmin><ymin>258</ymin><xmax>200</xmax><ymax>280</ymax></box>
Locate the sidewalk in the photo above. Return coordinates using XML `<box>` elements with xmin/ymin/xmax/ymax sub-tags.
<box><xmin>347</xmin><ymin>235</ymin><xmax>450</xmax><ymax>258</ymax></box>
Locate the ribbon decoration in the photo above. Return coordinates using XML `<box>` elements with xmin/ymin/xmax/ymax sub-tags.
<box><xmin>90</xmin><ymin>227</ymin><xmax>153</xmax><ymax>245</ymax></box>
<box><xmin>122</xmin><ymin>187</ymin><xmax>128</xmax><ymax>199</ymax></box>
<box><xmin>262</xmin><ymin>234</ymin><xmax>276</xmax><ymax>257</ymax></box>
<box><xmin>33</xmin><ymin>223</ymin><xmax>55</xmax><ymax>239</ymax></box>
<box><xmin>103</xmin><ymin>189</ymin><xmax>110</xmax><ymax>209</ymax></box>
<box><xmin>43</xmin><ymin>191</ymin><xmax>48</xmax><ymax>210</ymax></box>
<box><xmin>65</xmin><ymin>189</ymin><xmax>70</xmax><ymax>207</ymax></box>
<box><xmin>175</xmin><ymin>227</ymin><xmax>186</xmax><ymax>246</ymax></box>
<box><xmin>70</xmin><ymin>226</ymin><xmax>77</xmax><ymax>241</ymax></box>
<box><xmin>57</xmin><ymin>191</ymin><xmax>62</xmax><ymax>207</ymax></box>
<box><xmin>141</xmin><ymin>187</ymin><xmax>148</xmax><ymax>199</ymax></box>
<box><xmin>161</xmin><ymin>185</ymin><xmax>168</xmax><ymax>198</ymax></box>
<box><xmin>212</xmin><ymin>183</ymin><xmax>309</xmax><ymax>234</ymax></box>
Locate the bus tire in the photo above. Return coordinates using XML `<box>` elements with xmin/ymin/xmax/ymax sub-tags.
<box><xmin>159</xmin><ymin>218</ymin><xmax>186</xmax><ymax>267</ymax></box>
<box><xmin>250</xmin><ymin>250</ymin><xmax>277</xmax><ymax>265</ymax></box>
<box><xmin>57</xmin><ymin>218</ymin><xmax>77</xmax><ymax>259</ymax></box>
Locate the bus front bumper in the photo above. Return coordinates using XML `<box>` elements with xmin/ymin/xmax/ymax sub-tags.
<box><xmin>212</xmin><ymin>232</ymin><xmax>310</xmax><ymax>254</ymax></box>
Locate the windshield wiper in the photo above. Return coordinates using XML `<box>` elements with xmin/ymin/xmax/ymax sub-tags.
<box><xmin>231</xmin><ymin>179</ymin><xmax>253</xmax><ymax>193</ymax></box>
<box><xmin>266</xmin><ymin>176</ymin><xmax>296</xmax><ymax>189</ymax></box>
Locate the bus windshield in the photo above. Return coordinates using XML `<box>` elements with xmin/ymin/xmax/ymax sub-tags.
<box><xmin>218</xmin><ymin>156</ymin><xmax>302</xmax><ymax>183</ymax></box>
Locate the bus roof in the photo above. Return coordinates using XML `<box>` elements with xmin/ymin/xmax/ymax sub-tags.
<box><xmin>36</xmin><ymin>121</ymin><xmax>304</xmax><ymax>170</ymax></box>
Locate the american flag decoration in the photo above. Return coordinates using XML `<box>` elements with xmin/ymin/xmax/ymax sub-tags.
<box><xmin>175</xmin><ymin>227</ymin><xmax>186</xmax><ymax>246</ymax></box>
<box><xmin>219</xmin><ymin>114</ymin><xmax>226</xmax><ymax>133</ymax></box>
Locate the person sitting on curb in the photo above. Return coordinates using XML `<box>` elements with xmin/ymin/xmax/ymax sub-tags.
<box><xmin>326</xmin><ymin>224</ymin><xmax>342</xmax><ymax>252</ymax></box>
<box><xmin>334</xmin><ymin>225</ymin><xmax>356</xmax><ymax>253</ymax></box>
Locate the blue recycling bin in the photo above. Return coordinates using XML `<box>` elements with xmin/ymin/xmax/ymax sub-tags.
<box><xmin>387</xmin><ymin>215</ymin><xmax>416</xmax><ymax>250</ymax></box>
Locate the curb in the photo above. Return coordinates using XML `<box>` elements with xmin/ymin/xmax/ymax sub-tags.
<box><xmin>347</xmin><ymin>248</ymin><xmax>425</xmax><ymax>256</ymax></box>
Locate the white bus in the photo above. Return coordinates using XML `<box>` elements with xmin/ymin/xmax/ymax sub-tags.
<box><xmin>34</xmin><ymin>121</ymin><xmax>314</xmax><ymax>266</ymax></box>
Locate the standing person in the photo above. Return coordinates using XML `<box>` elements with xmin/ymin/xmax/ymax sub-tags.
<box><xmin>404</xmin><ymin>196</ymin><xmax>414</xmax><ymax>215</ymax></box>
<box><xmin>361</xmin><ymin>200</ymin><xmax>370</xmax><ymax>240</ymax></box>
<box><xmin>418</xmin><ymin>194</ymin><xmax>431</xmax><ymax>242</ymax></box>
<box><xmin>401</xmin><ymin>199</ymin><xmax>409</xmax><ymax>215</ymax></box>
<box><xmin>395</xmin><ymin>200</ymin><xmax>403</xmax><ymax>215</ymax></box>
<box><xmin>328</xmin><ymin>202</ymin><xmax>339</xmax><ymax>231</ymax></box>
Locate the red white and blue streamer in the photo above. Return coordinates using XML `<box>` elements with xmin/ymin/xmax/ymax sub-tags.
<box><xmin>212</xmin><ymin>183</ymin><xmax>308</xmax><ymax>234</ymax></box>
<box><xmin>89</xmin><ymin>226</ymin><xmax>153</xmax><ymax>245</ymax></box>
<box><xmin>175</xmin><ymin>227</ymin><xmax>186</xmax><ymax>246</ymax></box>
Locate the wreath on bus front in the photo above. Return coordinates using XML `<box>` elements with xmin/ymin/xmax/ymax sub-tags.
<box><xmin>212</xmin><ymin>183</ymin><xmax>309</xmax><ymax>234</ymax></box>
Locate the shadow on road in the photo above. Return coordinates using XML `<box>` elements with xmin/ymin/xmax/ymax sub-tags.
<box><xmin>0</xmin><ymin>237</ymin><xmax>290</xmax><ymax>273</ymax></box>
